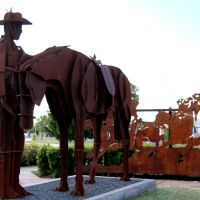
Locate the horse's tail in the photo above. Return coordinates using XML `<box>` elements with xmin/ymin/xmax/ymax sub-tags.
<box><xmin>113</xmin><ymin>69</ymin><xmax>131</xmax><ymax>142</ymax></box>
<box><xmin>118</xmin><ymin>72</ymin><xmax>131</xmax><ymax>121</ymax></box>
<box><xmin>114</xmin><ymin>107</ymin><xmax>131</xmax><ymax>142</ymax></box>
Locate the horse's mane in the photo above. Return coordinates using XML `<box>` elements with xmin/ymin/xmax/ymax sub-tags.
<box><xmin>20</xmin><ymin>46</ymin><xmax>69</xmax><ymax>70</ymax></box>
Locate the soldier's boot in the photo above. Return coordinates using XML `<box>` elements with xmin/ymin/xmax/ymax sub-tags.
<box><xmin>0</xmin><ymin>153</ymin><xmax>5</xmax><ymax>198</ymax></box>
<box><xmin>11</xmin><ymin>152</ymin><xmax>31</xmax><ymax>196</ymax></box>
<box><xmin>0</xmin><ymin>153</ymin><xmax>19</xmax><ymax>199</ymax></box>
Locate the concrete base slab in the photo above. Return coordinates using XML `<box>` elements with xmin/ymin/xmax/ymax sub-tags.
<box><xmin>87</xmin><ymin>178</ymin><xmax>156</xmax><ymax>200</ymax></box>
<box><xmin>18</xmin><ymin>176</ymin><xmax>156</xmax><ymax>200</ymax></box>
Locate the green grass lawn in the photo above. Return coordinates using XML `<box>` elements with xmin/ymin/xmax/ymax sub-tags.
<box><xmin>124</xmin><ymin>188</ymin><xmax>200</xmax><ymax>200</ymax></box>
<box><xmin>25</xmin><ymin>136</ymin><xmax>94</xmax><ymax>149</ymax></box>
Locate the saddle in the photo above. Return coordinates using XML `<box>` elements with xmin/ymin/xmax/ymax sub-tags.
<box><xmin>90</xmin><ymin>56</ymin><xmax>115</xmax><ymax>96</ymax></box>
<box><xmin>81</xmin><ymin>56</ymin><xmax>115</xmax><ymax>114</ymax></box>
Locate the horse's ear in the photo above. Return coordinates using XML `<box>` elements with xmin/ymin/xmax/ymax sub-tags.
<box><xmin>26</xmin><ymin>72</ymin><xmax>45</xmax><ymax>105</ymax></box>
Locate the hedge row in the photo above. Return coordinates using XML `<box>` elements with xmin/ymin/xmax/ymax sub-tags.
<box><xmin>21</xmin><ymin>144</ymin><xmax>132</xmax><ymax>178</ymax></box>
<box><xmin>21</xmin><ymin>144</ymin><xmax>39</xmax><ymax>166</ymax></box>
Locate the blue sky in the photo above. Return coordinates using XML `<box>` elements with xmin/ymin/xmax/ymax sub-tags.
<box><xmin>0</xmin><ymin>0</ymin><xmax>200</xmax><ymax>121</ymax></box>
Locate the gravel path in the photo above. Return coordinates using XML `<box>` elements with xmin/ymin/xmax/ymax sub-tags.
<box><xmin>18</xmin><ymin>176</ymin><xmax>141</xmax><ymax>200</ymax></box>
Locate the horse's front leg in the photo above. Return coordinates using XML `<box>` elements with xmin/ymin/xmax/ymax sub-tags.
<box><xmin>56</xmin><ymin>121</ymin><xmax>69</xmax><ymax>192</ymax></box>
<box><xmin>86</xmin><ymin>117</ymin><xmax>102</xmax><ymax>184</ymax></box>
<box><xmin>71</xmin><ymin>114</ymin><xmax>85</xmax><ymax>196</ymax></box>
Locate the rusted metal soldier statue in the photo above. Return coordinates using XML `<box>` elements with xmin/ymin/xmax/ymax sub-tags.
<box><xmin>0</xmin><ymin>11</ymin><xmax>32</xmax><ymax>199</ymax></box>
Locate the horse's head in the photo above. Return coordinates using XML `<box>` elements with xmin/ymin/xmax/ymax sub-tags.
<box><xmin>18</xmin><ymin>46</ymin><xmax>72</xmax><ymax>130</ymax></box>
<box><xmin>19</xmin><ymin>61</ymin><xmax>46</xmax><ymax>130</ymax></box>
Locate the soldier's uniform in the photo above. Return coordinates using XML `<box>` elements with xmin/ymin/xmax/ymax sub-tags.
<box><xmin>0</xmin><ymin>12</ymin><xmax>32</xmax><ymax>199</ymax></box>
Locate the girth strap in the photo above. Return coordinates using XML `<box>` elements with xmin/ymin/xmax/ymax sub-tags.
<box><xmin>100</xmin><ymin>65</ymin><xmax>115</xmax><ymax>96</ymax></box>
<box><xmin>90</xmin><ymin>57</ymin><xmax>115</xmax><ymax>96</ymax></box>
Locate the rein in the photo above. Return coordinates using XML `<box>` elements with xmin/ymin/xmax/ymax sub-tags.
<box><xmin>17</xmin><ymin>113</ymin><xmax>35</xmax><ymax>118</ymax></box>
<box><xmin>17</xmin><ymin>94</ymin><xmax>35</xmax><ymax>118</ymax></box>
<box><xmin>16</xmin><ymin>94</ymin><xmax>32</xmax><ymax>98</ymax></box>
<box><xmin>5</xmin><ymin>66</ymin><xmax>18</xmax><ymax>72</ymax></box>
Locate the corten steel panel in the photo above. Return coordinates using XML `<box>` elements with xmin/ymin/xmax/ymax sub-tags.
<box><xmin>85</xmin><ymin>95</ymin><xmax>200</xmax><ymax>177</ymax></box>
<box><xmin>188</xmin><ymin>149</ymin><xmax>200</xmax><ymax>177</ymax></box>
<box><xmin>129</xmin><ymin>148</ymin><xmax>157</xmax><ymax>174</ymax></box>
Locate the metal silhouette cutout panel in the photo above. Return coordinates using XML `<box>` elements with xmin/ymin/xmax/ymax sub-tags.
<box><xmin>85</xmin><ymin>93</ymin><xmax>200</xmax><ymax>177</ymax></box>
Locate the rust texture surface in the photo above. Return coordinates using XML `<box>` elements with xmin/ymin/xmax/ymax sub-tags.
<box><xmin>18</xmin><ymin>46</ymin><xmax>132</xmax><ymax>196</ymax></box>
<box><xmin>0</xmin><ymin>10</ymin><xmax>132</xmax><ymax>197</ymax></box>
<box><xmin>1</xmin><ymin>10</ymin><xmax>200</xmax><ymax>200</ymax></box>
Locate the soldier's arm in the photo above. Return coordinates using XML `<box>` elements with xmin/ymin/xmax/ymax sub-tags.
<box><xmin>0</xmin><ymin>40</ymin><xmax>6</xmax><ymax>96</ymax></box>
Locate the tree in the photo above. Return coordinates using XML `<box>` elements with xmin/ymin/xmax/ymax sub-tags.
<box><xmin>34</xmin><ymin>113</ymin><xmax>59</xmax><ymax>138</ymax></box>
<box><xmin>130</xmin><ymin>83</ymin><xmax>139</xmax><ymax>102</ymax></box>
<box><xmin>34</xmin><ymin>113</ymin><xmax>75</xmax><ymax>141</ymax></box>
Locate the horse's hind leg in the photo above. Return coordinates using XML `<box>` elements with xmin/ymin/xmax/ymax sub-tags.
<box><xmin>115</xmin><ymin>113</ymin><xmax>130</xmax><ymax>181</ymax></box>
<box><xmin>86</xmin><ymin>117</ymin><xmax>102</xmax><ymax>184</ymax></box>
<box><xmin>56</xmin><ymin>119</ymin><xmax>70</xmax><ymax>192</ymax></box>
<box><xmin>71</xmin><ymin>113</ymin><xmax>85</xmax><ymax>196</ymax></box>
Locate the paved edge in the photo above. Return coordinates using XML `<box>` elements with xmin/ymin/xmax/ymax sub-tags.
<box><xmin>86</xmin><ymin>179</ymin><xmax>156</xmax><ymax>200</ymax></box>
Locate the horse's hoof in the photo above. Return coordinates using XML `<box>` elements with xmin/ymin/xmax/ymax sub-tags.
<box><xmin>70</xmin><ymin>190</ymin><xmax>84</xmax><ymax>196</ymax></box>
<box><xmin>55</xmin><ymin>186</ymin><xmax>69</xmax><ymax>192</ymax></box>
<box><xmin>14</xmin><ymin>185</ymin><xmax>32</xmax><ymax>197</ymax></box>
<box><xmin>3</xmin><ymin>190</ymin><xmax>20</xmax><ymax>199</ymax></box>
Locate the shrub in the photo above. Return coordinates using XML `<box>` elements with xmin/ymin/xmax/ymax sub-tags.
<box><xmin>98</xmin><ymin>149</ymin><xmax>135</xmax><ymax>166</ymax></box>
<box><xmin>46</xmin><ymin>146</ymin><xmax>61</xmax><ymax>178</ymax></box>
<box><xmin>21</xmin><ymin>144</ymin><xmax>39</xmax><ymax>166</ymax></box>
<box><xmin>68</xmin><ymin>147</ymin><xmax>75</xmax><ymax>175</ymax></box>
<box><xmin>36</xmin><ymin>144</ymin><xmax>131</xmax><ymax>178</ymax></box>
<box><xmin>100</xmin><ymin>150</ymin><xmax>124</xmax><ymax>166</ymax></box>
<box><xmin>36</xmin><ymin>145</ymin><xmax>77</xmax><ymax>178</ymax></box>
<box><xmin>36</xmin><ymin>144</ymin><xmax>51</xmax><ymax>176</ymax></box>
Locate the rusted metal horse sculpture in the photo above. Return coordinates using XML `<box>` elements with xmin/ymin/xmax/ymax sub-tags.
<box><xmin>19</xmin><ymin>46</ymin><xmax>131</xmax><ymax>196</ymax></box>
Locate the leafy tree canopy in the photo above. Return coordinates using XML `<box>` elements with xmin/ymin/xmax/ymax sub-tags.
<box><xmin>130</xmin><ymin>83</ymin><xmax>139</xmax><ymax>102</ymax></box>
